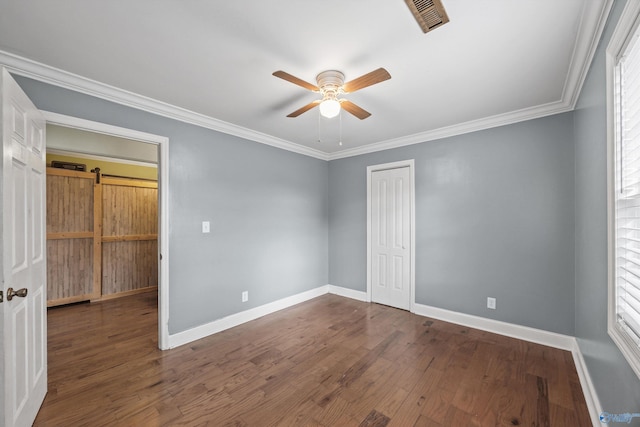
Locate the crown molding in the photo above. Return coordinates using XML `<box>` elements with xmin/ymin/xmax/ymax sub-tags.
<box><xmin>0</xmin><ymin>0</ymin><xmax>611</xmax><ymax>163</ymax></box>
<box><xmin>328</xmin><ymin>99</ymin><xmax>573</xmax><ymax>160</ymax></box>
<box><xmin>562</xmin><ymin>0</ymin><xmax>614</xmax><ymax>109</ymax></box>
<box><xmin>0</xmin><ymin>50</ymin><xmax>330</xmax><ymax>161</ymax></box>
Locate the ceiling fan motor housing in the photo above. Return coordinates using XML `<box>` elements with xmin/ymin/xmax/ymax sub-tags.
<box><xmin>316</xmin><ymin>70</ymin><xmax>345</xmax><ymax>98</ymax></box>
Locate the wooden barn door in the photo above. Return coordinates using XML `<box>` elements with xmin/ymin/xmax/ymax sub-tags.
<box><xmin>46</xmin><ymin>170</ymin><xmax>157</xmax><ymax>306</ymax></box>
<box><xmin>46</xmin><ymin>168</ymin><xmax>101</xmax><ymax>306</ymax></box>
<box><xmin>101</xmin><ymin>177</ymin><xmax>158</xmax><ymax>298</ymax></box>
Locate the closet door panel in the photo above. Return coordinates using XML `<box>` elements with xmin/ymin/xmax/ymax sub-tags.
<box><xmin>46</xmin><ymin>169</ymin><xmax>99</xmax><ymax>306</ymax></box>
<box><xmin>101</xmin><ymin>178</ymin><xmax>158</xmax><ymax>297</ymax></box>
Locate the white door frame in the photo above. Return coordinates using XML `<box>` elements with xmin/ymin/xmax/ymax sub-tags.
<box><xmin>366</xmin><ymin>159</ymin><xmax>416</xmax><ymax>312</ymax></box>
<box><xmin>42</xmin><ymin>112</ymin><xmax>171</xmax><ymax>350</ymax></box>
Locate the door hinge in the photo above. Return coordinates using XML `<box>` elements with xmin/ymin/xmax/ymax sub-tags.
<box><xmin>0</xmin><ymin>290</ymin><xmax>3</xmax><ymax>303</ymax></box>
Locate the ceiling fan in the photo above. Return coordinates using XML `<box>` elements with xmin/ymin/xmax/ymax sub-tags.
<box><xmin>272</xmin><ymin>68</ymin><xmax>391</xmax><ymax>120</ymax></box>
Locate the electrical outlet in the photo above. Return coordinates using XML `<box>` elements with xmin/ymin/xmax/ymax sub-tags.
<box><xmin>202</xmin><ymin>221</ymin><xmax>210</xmax><ymax>233</ymax></box>
<box><xmin>487</xmin><ymin>297</ymin><xmax>496</xmax><ymax>310</ymax></box>
<box><xmin>242</xmin><ymin>291</ymin><xmax>248</xmax><ymax>302</ymax></box>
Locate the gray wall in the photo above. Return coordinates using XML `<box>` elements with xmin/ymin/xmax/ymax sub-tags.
<box><xmin>13</xmin><ymin>76</ymin><xmax>328</xmax><ymax>334</ymax></box>
<box><xmin>574</xmin><ymin>0</ymin><xmax>640</xmax><ymax>416</ymax></box>
<box><xmin>329</xmin><ymin>114</ymin><xmax>576</xmax><ymax>335</ymax></box>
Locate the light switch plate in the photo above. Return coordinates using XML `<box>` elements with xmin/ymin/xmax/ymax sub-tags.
<box><xmin>202</xmin><ymin>221</ymin><xmax>210</xmax><ymax>233</ymax></box>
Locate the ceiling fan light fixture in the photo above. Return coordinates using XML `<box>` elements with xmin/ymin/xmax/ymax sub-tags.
<box><xmin>319</xmin><ymin>98</ymin><xmax>341</xmax><ymax>118</ymax></box>
<box><xmin>273</xmin><ymin>68</ymin><xmax>389</xmax><ymax>120</ymax></box>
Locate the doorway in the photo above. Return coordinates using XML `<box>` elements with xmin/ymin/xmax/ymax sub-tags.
<box><xmin>43</xmin><ymin>112</ymin><xmax>170</xmax><ymax>349</ymax></box>
<box><xmin>367</xmin><ymin>160</ymin><xmax>415</xmax><ymax>311</ymax></box>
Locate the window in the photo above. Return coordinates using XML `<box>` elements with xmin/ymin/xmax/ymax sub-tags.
<box><xmin>608</xmin><ymin>2</ymin><xmax>640</xmax><ymax>379</ymax></box>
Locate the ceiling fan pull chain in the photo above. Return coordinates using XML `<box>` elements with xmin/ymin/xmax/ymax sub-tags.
<box><xmin>339</xmin><ymin>111</ymin><xmax>343</xmax><ymax>146</ymax></box>
<box><xmin>317</xmin><ymin>109</ymin><xmax>322</xmax><ymax>143</ymax></box>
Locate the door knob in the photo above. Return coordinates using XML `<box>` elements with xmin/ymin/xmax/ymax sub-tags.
<box><xmin>7</xmin><ymin>287</ymin><xmax>27</xmax><ymax>301</ymax></box>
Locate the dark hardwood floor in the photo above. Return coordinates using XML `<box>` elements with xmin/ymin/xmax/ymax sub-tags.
<box><xmin>34</xmin><ymin>292</ymin><xmax>591</xmax><ymax>426</ymax></box>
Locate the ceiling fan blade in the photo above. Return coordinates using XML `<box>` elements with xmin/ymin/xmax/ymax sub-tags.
<box><xmin>287</xmin><ymin>100</ymin><xmax>321</xmax><ymax>117</ymax></box>
<box><xmin>340</xmin><ymin>100</ymin><xmax>371</xmax><ymax>120</ymax></box>
<box><xmin>342</xmin><ymin>68</ymin><xmax>391</xmax><ymax>93</ymax></box>
<box><xmin>273</xmin><ymin>71</ymin><xmax>320</xmax><ymax>92</ymax></box>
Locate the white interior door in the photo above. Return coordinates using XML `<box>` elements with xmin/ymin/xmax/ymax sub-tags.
<box><xmin>1</xmin><ymin>68</ymin><xmax>47</xmax><ymax>427</ymax></box>
<box><xmin>371</xmin><ymin>166</ymin><xmax>411</xmax><ymax>310</ymax></box>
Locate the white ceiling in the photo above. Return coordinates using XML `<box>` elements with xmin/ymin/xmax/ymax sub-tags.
<box><xmin>0</xmin><ymin>1</ymin><xmax>611</xmax><ymax>159</ymax></box>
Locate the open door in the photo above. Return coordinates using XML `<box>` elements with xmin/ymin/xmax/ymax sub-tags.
<box><xmin>0</xmin><ymin>69</ymin><xmax>47</xmax><ymax>426</ymax></box>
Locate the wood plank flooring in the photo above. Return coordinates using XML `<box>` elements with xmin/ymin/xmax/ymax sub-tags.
<box><xmin>34</xmin><ymin>292</ymin><xmax>591</xmax><ymax>426</ymax></box>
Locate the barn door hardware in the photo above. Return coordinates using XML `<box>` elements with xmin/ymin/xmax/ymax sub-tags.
<box><xmin>92</xmin><ymin>167</ymin><xmax>101</xmax><ymax>184</ymax></box>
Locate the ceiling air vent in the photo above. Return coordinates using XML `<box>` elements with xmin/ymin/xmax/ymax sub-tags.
<box><xmin>404</xmin><ymin>0</ymin><xmax>449</xmax><ymax>34</ymax></box>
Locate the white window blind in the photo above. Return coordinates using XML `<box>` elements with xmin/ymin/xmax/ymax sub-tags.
<box><xmin>615</xmin><ymin>23</ymin><xmax>640</xmax><ymax>349</ymax></box>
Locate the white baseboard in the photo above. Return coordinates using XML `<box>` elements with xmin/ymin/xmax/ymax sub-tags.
<box><xmin>327</xmin><ymin>284</ymin><xmax>368</xmax><ymax>302</ymax></box>
<box><xmin>571</xmin><ymin>340</ymin><xmax>603</xmax><ymax>427</ymax></box>
<box><xmin>167</xmin><ymin>285</ymin><xmax>330</xmax><ymax>349</ymax></box>
<box><xmin>412</xmin><ymin>302</ymin><xmax>575</xmax><ymax>350</ymax></box>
